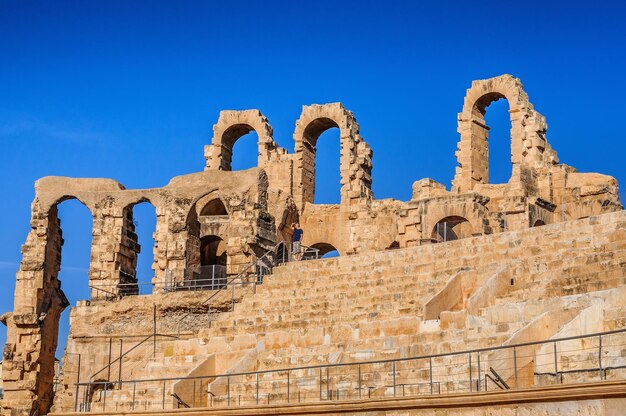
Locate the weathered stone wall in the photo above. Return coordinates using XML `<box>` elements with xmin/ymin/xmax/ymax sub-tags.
<box><xmin>1</xmin><ymin>170</ymin><xmax>276</xmax><ymax>415</ymax></box>
<box><xmin>2</xmin><ymin>74</ymin><xmax>624</xmax><ymax>415</ymax></box>
<box><xmin>47</xmin><ymin>210</ymin><xmax>626</xmax><ymax>414</ymax></box>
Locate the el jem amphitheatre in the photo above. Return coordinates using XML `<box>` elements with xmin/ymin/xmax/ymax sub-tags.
<box><xmin>2</xmin><ymin>74</ymin><xmax>626</xmax><ymax>416</ymax></box>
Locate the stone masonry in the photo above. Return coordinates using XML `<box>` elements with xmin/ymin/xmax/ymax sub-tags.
<box><xmin>1</xmin><ymin>74</ymin><xmax>623</xmax><ymax>416</ymax></box>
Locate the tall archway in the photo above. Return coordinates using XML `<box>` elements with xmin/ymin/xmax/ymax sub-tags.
<box><xmin>483</xmin><ymin>97</ymin><xmax>512</xmax><ymax>184</ymax></box>
<box><xmin>313</xmin><ymin>126</ymin><xmax>342</xmax><ymax>204</ymax></box>
<box><xmin>431</xmin><ymin>216</ymin><xmax>472</xmax><ymax>242</ymax></box>
<box><xmin>52</xmin><ymin>199</ymin><xmax>93</xmax><ymax>358</ymax></box>
<box><xmin>3</xmin><ymin>196</ymin><xmax>93</xmax><ymax>415</ymax></box>
<box><xmin>199</xmin><ymin>236</ymin><xmax>227</xmax><ymax>289</ymax></box>
<box><xmin>453</xmin><ymin>74</ymin><xmax>558</xmax><ymax>192</ymax></box>
<box><xmin>186</xmin><ymin>196</ymin><xmax>231</xmax><ymax>289</ymax></box>
<box><xmin>293</xmin><ymin>103</ymin><xmax>373</xmax><ymax>209</ymax></box>
<box><xmin>119</xmin><ymin>201</ymin><xmax>157</xmax><ymax>295</ymax></box>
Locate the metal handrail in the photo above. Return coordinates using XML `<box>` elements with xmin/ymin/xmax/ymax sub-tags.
<box><xmin>89</xmin><ymin>334</ymin><xmax>153</xmax><ymax>381</ymax></box>
<box><xmin>88</xmin><ymin>333</ymin><xmax>177</xmax><ymax>382</ymax></box>
<box><xmin>174</xmin><ymin>243</ymin><xmax>281</xmax><ymax>334</ymax></box>
<box><xmin>78</xmin><ymin>327</ymin><xmax>626</xmax><ymax>386</ymax></box>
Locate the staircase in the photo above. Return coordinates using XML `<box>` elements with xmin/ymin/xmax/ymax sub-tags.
<box><xmin>68</xmin><ymin>212</ymin><xmax>626</xmax><ymax>412</ymax></box>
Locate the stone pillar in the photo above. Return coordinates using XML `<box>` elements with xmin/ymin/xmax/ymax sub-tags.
<box><xmin>2</xmin><ymin>203</ymin><xmax>70</xmax><ymax>416</ymax></box>
<box><xmin>88</xmin><ymin>202</ymin><xmax>126</xmax><ymax>298</ymax></box>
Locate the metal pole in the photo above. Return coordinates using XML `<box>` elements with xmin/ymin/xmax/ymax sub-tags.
<box><xmin>74</xmin><ymin>384</ymin><xmax>79</xmax><ymax>412</ymax></box>
<box><xmin>132</xmin><ymin>382</ymin><xmax>136</xmax><ymax>410</ymax></box>
<box><xmin>553</xmin><ymin>342</ymin><xmax>558</xmax><ymax>384</ymax></box>
<box><xmin>153</xmin><ymin>305</ymin><xmax>157</xmax><ymax>357</ymax></box>
<box><xmin>392</xmin><ymin>361</ymin><xmax>396</xmax><ymax>397</ymax></box>
<box><xmin>227</xmin><ymin>375</ymin><xmax>231</xmax><ymax>406</ymax></box>
<box><xmin>358</xmin><ymin>365</ymin><xmax>362</xmax><ymax>399</ymax></box>
<box><xmin>513</xmin><ymin>347</ymin><xmax>518</xmax><ymax>388</ymax></box>
<box><xmin>162</xmin><ymin>380</ymin><xmax>166</xmax><ymax>409</ymax></box>
<box><xmin>599</xmin><ymin>335</ymin><xmax>603</xmax><ymax>380</ymax></box>
<box><xmin>103</xmin><ymin>383</ymin><xmax>107</xmax><ymax>412</ymax></box>
<box><xmin>469</xmin><ymin>353</ymin><xmax>472</xmax><ymax>392</ymax></box>
<box><xmin>429</xmin><ymin>357</ymin><xmax>433</xmax><ymax>394</ymax></box>
<box><xmin>118</xmin><ymin>339</ymin><xmax>123</xmax><ymax>388</ymax></box>
<box><xmin>77</xmin><ymin>354</ymin><xmax>81</xmax><ymax>384</ymax></box>
<box><xmin>477</xmin><ymin>352</ymin><xmax>481</xmax><ymax>391</ymax></box>
<box><xmin>107</xmin><ymin>338</ymin><xmax>112</xmax><ymax>382</ymax></box>
<box><xmin>319</xmin><ymin>367</ymin><xmax>323</xmax><ymax>400</ymax></box>
<box><xmin>326</xmin><ymin>367</ymin><xmax>330</xmax><ymax>399</ymax></box>
<box><xmin>200</xmin><ymin>379</ymin><xmax>203</xmax><ymax>407</ymax></box>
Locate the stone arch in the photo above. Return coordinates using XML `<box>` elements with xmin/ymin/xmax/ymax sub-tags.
<box><xmin>452</xmin><ymin>74</ymin><xmax>559</xmax><ymax>192</ymax></box>
<box><xmin>310</xmin><ymin>242</ymin><xmax>340</xmax><ymax>257</ymax></box>
<box><xmin>118</xmin><ymin>198</ymin><xmax>158</xmax><ymax>294</ymax></box>
<box><xmin>204</xmin><ymin>110</ymin><xmax>284</xmax><ymax>171</ymax></box>
<box><xmin>423</xmin><ymin>200</ymin><xmax>486</xmax><ymax>242</ymax></box>
<box><xmin>431</xmin><ymin>216</ymin><xmax>473</xmax><ymax>242</ymax></box>
<box><xmin>183</xmin><ymin>192</ymin><xmax>232</xmax><ymax>285</ymax></box>
<box><xmin>293</xmin><ymin>103</ymin><xmax>373</xmax><ymax>209</ymax></box>
<box><xmin>200</xmin><ymin>198</ymin><xmax>228</xmax><ymax>216</ymax></box>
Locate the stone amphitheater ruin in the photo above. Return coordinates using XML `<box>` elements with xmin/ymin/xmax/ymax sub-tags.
<box><xmin>1</xmin><ymin>74</ymin><xmax>625</xmax><ymax>416</ymax></box>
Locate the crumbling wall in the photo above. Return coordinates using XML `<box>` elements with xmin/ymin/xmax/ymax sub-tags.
<box><xmin>204</xmin><ymin>109</ymin><xmax>287</xmax><ymax>171</ymax></box>
<box><xmin>293</xmin><ymin>103</ymin><xmax>373</xmax><ymax>210</ymax></box>
<box><xmin>2</xmin><ymin>74</ymin><xmax>624</xmax><ymax>416</ymax></box>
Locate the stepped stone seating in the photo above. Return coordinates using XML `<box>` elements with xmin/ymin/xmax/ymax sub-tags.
<box><xmin>72</xmin><ymin>212</ymin><xmax>626</xmax><ymax>411</ymax></box>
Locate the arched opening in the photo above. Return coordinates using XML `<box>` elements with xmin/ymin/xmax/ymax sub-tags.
<box><xmin>275</xmin><ymin>242</ymin><xmax>288</xmax><ymax>266</ymax></box>
<box><xmin>483</xmin><ymin>97</ymin><xmax>512</xmax><ymax>184</ymax></box>
<box><xmin>199</xmin><ymin>235</ymin><xmax>227</xmax><ymax>289</ymax></box>
<box><xmin>54</xmin><ymin>199</ymin><xmax>93</xmax><ymax>359</ymax></box>
<box><xmin>313</xmin><ymin>127</ymin><xmax>341</xmax><ymax>204</ymax></box>
<box><xmin>532</xmin><ymin>219</ymin><xmax>546</xmax><ymax>227</ymax></box>
<box><xmin>127</xmin><ymin>201</ymin><xmax>157</xmax><ymax>294</ymax></box>
<box><xmin>230</xmin><ymin>129</ymin><xmax>259</xmax><ymax>171</ymax></box>
<box><xmin>200</xmin><ymin>198</ymin><xmax>228</xmax><ymax>216</ymax></box>
<box><xmin>200</xmin><ymin>235</ymin><xmax>227</xmax><ymax>266</ymax></box>
<box><xmin>299</xmin><ymin>117</ymin><xmax>342</xmax><ymax>205</ymax></box>
<box><xmin>309</xmin><ymin>242</ymin><xmax>339</xmax><ymax>259</ymax></box>
<box><xmin>431</xmin><ymin>216</ymin><xmax>472</xmax><ymax>242</ymax></box>
<box><xmin>386</xmin><ymin>241</ymin><xmax>400</xmax><ymax>250</ymax></box>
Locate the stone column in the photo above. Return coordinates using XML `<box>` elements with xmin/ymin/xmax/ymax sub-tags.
<box><xmin>2</xmin><ymin>203</ymin><xmax>69</xmax><ymax>416</ymax></box>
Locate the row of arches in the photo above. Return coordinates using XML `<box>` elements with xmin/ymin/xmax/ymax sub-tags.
<box><xmin>206</xmin><ymin>76</ymin><xmax>557</xmax><ymax>210</ymax></box>
<box><xmin>205</xmin><ymin>103</ymin><xmax>372</xmax><ymax>208</ymax></box>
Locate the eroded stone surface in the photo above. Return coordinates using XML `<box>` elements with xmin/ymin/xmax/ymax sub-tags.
<box><xmin>1</xmin><ymin>74</ymin><xmax>623</xmax><ymax>416</ymax></box>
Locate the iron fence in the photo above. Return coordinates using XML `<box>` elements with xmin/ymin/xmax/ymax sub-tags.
<box><xmin>73</xmin><ymin>328</ymin><xmax>626</xmax><ymax>412</ymax></box>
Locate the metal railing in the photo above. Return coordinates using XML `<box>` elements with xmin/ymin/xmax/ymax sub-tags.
<box><xmin>88</xmin><ymin>334</ymin><xmax>178</xmax><ymax>385</ymax></box>
<box><xmin>88</xmin><ymin>241</ymin><xmax>321</xmax><ymax>302</ymax></box>
<box><xmin>73</xmin><ymin>328</ymin><xmax>626</xmax><ymax>412</ymax></box>
<box><xmin>173</xmin><ymin>243</ymin><xmax>280</xmax><ymax>336</ymax></box>
<box><xmin>274</xmin><ymin>243</ymin><xmax>320</xmax><ymax>265</ymax></box>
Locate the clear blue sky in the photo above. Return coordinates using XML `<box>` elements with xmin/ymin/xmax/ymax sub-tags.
<box><xmin>1</xmin><ymin>1</ymin><xmax>625</xmax><ymax>356</ymax></box>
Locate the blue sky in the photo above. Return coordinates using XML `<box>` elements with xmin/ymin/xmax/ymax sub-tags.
<box><xmin>1</xmin><ymin>1</ymin><xmax>625</xmax><ymax>356</ymax></box>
